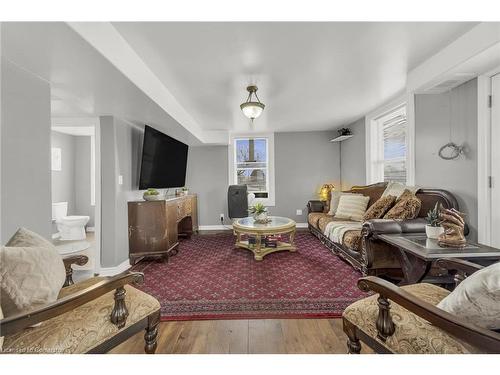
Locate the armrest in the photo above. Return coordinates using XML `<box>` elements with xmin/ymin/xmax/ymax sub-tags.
<box><xmin>357</xmin><ymin>276</ymin><xmax>500</xmax><ymax>353</ymax></box>
<box><xmin>62</xmin><ymin>255</ymin><xmax>89</xmax><ymax>287</ymax></box>
<box><xmin>362</xmin><ymin>218</ymin><xmax>427</xmax><ymax>238</ymax></box>
<box><xmin>0</xmin><ymin>271</ymin><xmax>144</xmax><ymax>336</ymax></box>
<box><xmin>307</xmin><ymin>200</ymin><xmax>325</xmax><ymax>213</ymax></box>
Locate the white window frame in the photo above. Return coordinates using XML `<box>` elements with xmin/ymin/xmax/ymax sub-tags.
<box><xmin>365</xmin><ymin>94</ymin><xmax>414</xmax><ymax>185</ymax></box>
<box><xmin>228</xmin><ymin>133</ymin><xmax>275</xmax><ymax>207</ymax></box>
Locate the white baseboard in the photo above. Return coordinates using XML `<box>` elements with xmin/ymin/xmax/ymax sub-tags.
<box><xmin>98</xmin><ymin>259</ymin><xmax>131</xmax><ymax>276</ymax></box>
<box><xmin>198</xmin><ymin>224</ymin><xmax>232</xmax><ymax>231</ymax></box>
<box><xmin>198</xmin><ymin>222</ymin><xmax>308</xmax><ymax>230</ymax></box>
<box><xmin>86</xmin><ymin>226</ymin><xmax>95</xmax><ymax>232</ymax></box>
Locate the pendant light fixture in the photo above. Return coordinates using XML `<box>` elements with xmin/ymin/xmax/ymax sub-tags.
<box><xmin>240</xmin><ymin>85</ymin><xmax>265</xmax><ymax>121</ymax></box>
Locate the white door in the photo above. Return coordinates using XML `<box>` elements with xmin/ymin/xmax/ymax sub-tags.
<box><xmin>491</xmin><ymin>74</ymin><xmax>500</xmax><ymax>248</ymax></box>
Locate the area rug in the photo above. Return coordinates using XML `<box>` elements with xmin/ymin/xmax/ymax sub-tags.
<box><xmin>131</xmin><ymin>232</ymin><xmax>368</xmax><ymax>321</ymax></box>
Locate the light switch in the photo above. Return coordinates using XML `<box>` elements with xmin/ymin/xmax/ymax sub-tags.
<box><xmin>118</xmin><ymin>175</ymin><xmax>123</xmax><ymax>185</ymax></box>
<box><xmin>296</xmin><ymin>209</ymin><xmax>303</xmax><ymax>215</ymax></box>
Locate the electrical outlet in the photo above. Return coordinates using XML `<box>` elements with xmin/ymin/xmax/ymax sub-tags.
<box><xmin>220</xmin><ymin>213</ymin><xmax>225</xmax><ymax>222</ymax></box>
<box><xmin>296</xmin><ymin>209</ymin><xmax>303</xmax><ymax>216</ymax></box>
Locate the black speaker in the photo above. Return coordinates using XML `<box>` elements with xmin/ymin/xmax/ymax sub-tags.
<box><xmin>228</xmin><ymin>185</ymin><xmax>248</xmax><ymax>219</ymax></box>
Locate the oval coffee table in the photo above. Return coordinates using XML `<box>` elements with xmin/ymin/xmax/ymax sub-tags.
<box><xmin>232</xmin><ymin>216</ymin><xmax>296</xmax><ymax>261</ymax></box>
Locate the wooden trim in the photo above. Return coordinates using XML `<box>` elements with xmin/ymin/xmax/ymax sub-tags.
<box><xmin>0</xmin><ymin>272</ymin><xmax>144</xmax><ymax>336</ymax></box>
<box><xmin>62</xmin><ymin>255</ymin><xmax>89</xmax><ymax>287</ymax></box>
<box><xmin>356</xmin><ymin>276</ymin><xmax>500</xmax><ymax>353</ymax></box>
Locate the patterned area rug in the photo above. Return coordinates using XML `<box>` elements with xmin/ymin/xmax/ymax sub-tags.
<box><xmin>131</xmin><ymin>232</ymin><xmax>367</xmax><ymax>321</ymax></box>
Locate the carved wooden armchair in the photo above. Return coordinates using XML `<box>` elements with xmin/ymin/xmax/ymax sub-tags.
<box><xmin>342</xmin><ymin>259</ymin><xmax>500</xmax><ymax>354</ymax></box>
<box><xmin>0</xmin><ymin>256</ymin><xmax>161</xmax><ymax>354</ymax></box>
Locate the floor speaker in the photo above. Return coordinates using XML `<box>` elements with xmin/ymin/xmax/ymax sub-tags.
<box><xmin>228</xmin><ymin>185</ymin><xmax>248</xmax><ymax>219</ymax></box>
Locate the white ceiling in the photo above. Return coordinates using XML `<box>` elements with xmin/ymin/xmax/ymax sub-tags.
<box><xmin>112</xmin><ymin>22</ymin><xmax>477</xmax><ymax>133</ymax></box>
<box><xmin>2</xmin><ymin>22</ymin><xmax>479</xmax><ymax>144</ymax></box>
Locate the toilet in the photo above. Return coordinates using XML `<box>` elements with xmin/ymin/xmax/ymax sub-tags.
<box><xmin>52</xmin><ymin>202</ymin><xmax>90</xmax><ymax>241</ymax></box>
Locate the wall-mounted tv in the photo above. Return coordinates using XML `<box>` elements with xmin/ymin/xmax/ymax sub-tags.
<box><xmin>139</xmin><ymin>125</ymin><xmax>189</xmax><ymax>190</ymax></box>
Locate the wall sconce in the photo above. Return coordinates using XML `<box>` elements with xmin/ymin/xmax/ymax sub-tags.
<box><xmin>319</xmin><ymin>184</ymin><xmax>335</xmax><ymax>202</ymax></box>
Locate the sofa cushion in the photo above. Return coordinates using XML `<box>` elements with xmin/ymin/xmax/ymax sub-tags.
<box><xmin>383</xmin><ymin>191</ymin><xmax>421</xmax><ymax>220</ymax></box>
<box><xmin>2</xmin><ymin>277</ymin><xmax>161</xmax><ymax>354</ymax></box>
<box><xmin>343</xmin><ymin>230</ymin><xmax>363</xmax><ymax>252</ymax></box>
<box><xmin>382</xmin><ymin>182</ymin><xmax>419</xmax><ymax>199</ymax></box>
<box><xmin>343</xmin><ymin>283</ymin><xmax>471</xmax><ymax>353</ymax></box>
<box><xmin>437</xmin><ymin>262</ymin><xmax>500</xmax><ymax>330</ymax></box>
<box><xmin>318</xmin><ymin>215</ymin><xmax>337</xmax><ymax>232</ymax></box>
<box><xmin>363</xmin><ymin>195</ymin><xmax>396</xmax><ymax>221</ymax></box>
<box><xmin>308</xmin><ymin>212</ymin><xmax>326</xmax><ymax>229</ymax></box>
<box><xmin>1</xmin><ymin>228</ymin><xmax>66</xmax><ymax>318</ymax></box>
<box><xmin>335</xmin><ymin>195</ymin><xmax>370</xmax><ymax>222</ymax></box>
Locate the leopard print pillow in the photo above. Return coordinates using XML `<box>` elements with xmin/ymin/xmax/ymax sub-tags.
<box><xmin>363</xmin><ymin>195</ymin><xmax>396</xmax><ymax>221</ymax></box>
<box><xmin>383</xmin><ymin>194</ymin><xmax>422</xmax><ymax>220</ymax></box>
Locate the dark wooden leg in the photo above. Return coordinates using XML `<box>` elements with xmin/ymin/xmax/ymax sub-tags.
<box><xmin>397</xmin><ymin>249</ymin><xmax>431</xmax><ymax>285</ymax></box>
<box><xmin>343</xmin><ymin>318</ymin><xmax>361</xmax><ymax>354</ymax></box>
<box><xmin>144</xmin><ymin>310</ymin><xmax>160</xmax><ymax>354</ymax></box>
<box><xmin>63</xmin><ymin>267</ymin><xmax>74</xmax><ymax>287</ymax></box>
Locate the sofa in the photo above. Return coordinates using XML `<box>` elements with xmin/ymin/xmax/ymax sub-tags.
<box><xmin>307</xmin><ymin>182</ymin><xmax>462</xmax><ymax>278</ymax></box>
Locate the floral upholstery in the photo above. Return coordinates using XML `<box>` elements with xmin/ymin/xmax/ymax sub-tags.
<box><xmin>384</xmin><ymin>190</ymin><xmax>422</xmax><ymax>220</ymax></box>
<box><xmin>318</xmin><ymin>215</ymin><xmax>336</xmax><ymax>232</ymax></box>
<box><xmin>342</xmin><ymin>230</ymin><xmax>362</xmax><ymax>252</ymax></box>
<box><xmin>343</xmin><ymin>283</ymin><xmax>473</xmax><ymax>354</ymax></box>
<box><xmin>363</xmin><ymin>195</ymin><xmax>396</xmax><ymax>221</ymax></box>
<box><xmin>2</xmin><ymin>277</ymin><xmax>160</xmax><ymax>354</ymax></box>
<box><xmin>308</xmin><ymin>212</ymin><xmax>326</xmax><ymax>228</ymax></box>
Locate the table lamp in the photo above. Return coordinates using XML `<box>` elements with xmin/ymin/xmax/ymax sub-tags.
<box><xmin>319</xmin><ymin>184</ymin><xmax>335</xmax><ymax>202</ymax></box>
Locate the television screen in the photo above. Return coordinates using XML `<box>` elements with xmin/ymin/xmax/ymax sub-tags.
<box><xmin>139</xmin><ymin>125</ymin><xmax>189</xmax><ymax>189</ymax></box>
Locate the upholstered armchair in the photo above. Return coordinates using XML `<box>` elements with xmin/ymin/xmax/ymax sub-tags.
<box><xmin>342</xmin><ymin>259</ymin><xmax>500</xmax><ymax>354</ymax></box>
<box><xmin>0</xmin><ymin>256</ymin><xmax>161</xmax><ymax>354</ymax></box>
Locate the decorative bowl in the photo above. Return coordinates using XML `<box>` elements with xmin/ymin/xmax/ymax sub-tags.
<box><xmin>143</xmin><ymin>194</ymin><xmax>164</xmax><ymax>201</ymax></box>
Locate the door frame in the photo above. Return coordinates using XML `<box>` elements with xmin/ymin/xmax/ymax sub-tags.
<box><xmin>477</xmin><ymin>66</ymin><xmax>500</xmax><ymax>245</ymax></box>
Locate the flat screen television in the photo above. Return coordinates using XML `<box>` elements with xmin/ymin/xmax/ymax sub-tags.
<box><xmin>139</xmin><ymin>125</ymin><xmax>189</xmax><ymax>190</ymax></box>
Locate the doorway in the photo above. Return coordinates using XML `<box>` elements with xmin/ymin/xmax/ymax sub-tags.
<box><xmin>490</xmin><ymin>73</ymin><xmax>500</xmax><ymax>249</ymax></box>
<box><xmin>50</xmin><ymin>118</ymin><xmax>101</xmax><ymax>278</ymax></box>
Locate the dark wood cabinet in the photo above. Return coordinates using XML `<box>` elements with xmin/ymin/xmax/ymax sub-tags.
<box><xmin>128</xmin><ymin>194</ymin><xmax>198</xmax><ymax>265</ymax></box>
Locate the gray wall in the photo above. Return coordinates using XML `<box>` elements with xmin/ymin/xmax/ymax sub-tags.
<box><xmin>185</xmin><ymin>146</ymin><xmax>229</xmax><ymax>226</ymax></box>
<box><xmin>185</xmin><ymin>131</ymin><xmax>340</xmax><ymax>226</ymax></box>
<box><xmin>1</xmin><ymin>59</ymin><xmax>52</xmax><ymax>242</ymax></box>
<box><xmin>415</xmin><ymin>78</ymin><xmax>478</xmax><ymax>241</ymax></box>
<box><xmin>339</xmin><ymin>117</ymin><xmax>366</xmax><ymax>190</ymax></box>
<box><xmin>75</xmin><ymin>136</ymin><xmax>95</xmax><ymax>227</ymax></box>
<box><xmin>100</xmin><ymin>116</ymin><xmax>144</xmax><ymax>267</ymax></box>
<box><xmin>51</xmin><ymin>131</ymin><xmax>76</xmax><ymax>216</ymax></box>
<box><xmin>273</xmin><ymin>131</ymin><xmax>340</xmax><ymax>222</ymax></box>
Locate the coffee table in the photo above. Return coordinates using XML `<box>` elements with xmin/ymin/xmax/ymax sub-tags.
<box><xmin>233</xmin><ymin>216</ymin><xmax>296</xmax><ymax>261</ymax></box>
<box><xmin>378</xmin><ymin>233</ymin><xmax>500</xmax><ymax>285</ymax></box>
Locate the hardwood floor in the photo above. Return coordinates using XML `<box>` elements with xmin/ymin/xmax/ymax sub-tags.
<box><xmin>110</xmin><ymin>318</ymin><xmax>373</xmax><ymax>354</ymax></box>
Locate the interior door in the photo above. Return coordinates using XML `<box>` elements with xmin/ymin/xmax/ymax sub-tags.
<box><xmin>491</xmin><ymin>74</ymin><xmax>500</xmax><ymax>248</ymax></box>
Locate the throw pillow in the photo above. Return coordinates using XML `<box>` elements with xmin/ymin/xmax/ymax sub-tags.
<box><xmin>327</xmin><ymin>192</ymin><xmax>358</xmax><ymax>215</ymax></box>
<box><xmin>1</xmin><ymin>228</ymin><xmax>66</xmax><ymax>318</ymax></box>
<box><xmin>363</xmin><ymin>195</ymin><xmax>397</xmax><ymax>221</ymax></box>
<box><xmin>382</xmin><ymin>182</ymin><xmax>419</xmax><ymax>199</ymax></box>
<box><xmin>383</xmin><ymin>191</ymin><xmax>421</xmax><ymax>220</ymax></box>
<box><xmin>6</xmin><ymin>227</ymin><xmax>55</xmax><ymax>248</ymax></box>
<box><xmin>335</xmin><ymin>194</ymin><xmax>370</xmax><ymax>222</ymax></box>
<box><xmin>437</xmin><ymin>262</ymin><xmax>500</xmax><ymax>330</ymax></box>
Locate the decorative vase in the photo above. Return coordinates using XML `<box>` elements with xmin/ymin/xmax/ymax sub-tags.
<box><xmin>253</xmin><ymin>212</ymin><xmax>268</xmax><ymax>223</ymax></box>
<box><xmin>426</xmin><ymin>224</ymin><xmax>444</xmax><ymax>239</ymax></box>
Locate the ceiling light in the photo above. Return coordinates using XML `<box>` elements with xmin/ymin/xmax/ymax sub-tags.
<box><xmin>240</xmin><ymin>85</ymin><xmax>265</xmax><ymax>121</ymax></box>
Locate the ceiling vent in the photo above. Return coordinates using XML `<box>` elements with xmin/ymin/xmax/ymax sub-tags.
<box><xmin>421</xmin><ymin>73</ymin><xmax>476</xmax><ymax>94</ymax></box>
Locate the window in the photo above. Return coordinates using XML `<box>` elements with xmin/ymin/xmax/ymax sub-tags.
<box><xmin>367</xmin><ymin>102</ymin><xmax>412</xmax><ymax>185</ymax></box>
<box><xmin>229</xmin><ymin>134</ymin><xmax>275</xmax><ymax>206</ymax></box>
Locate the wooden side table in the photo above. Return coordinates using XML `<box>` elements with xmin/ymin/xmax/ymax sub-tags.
<box><xmin>377</xmin><ymin>233</ymin><xmax>500</xmax><ymax>285</ymax></box>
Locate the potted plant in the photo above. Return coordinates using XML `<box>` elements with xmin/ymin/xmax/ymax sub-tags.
<box><xmin>249</xmin><ymin>202</ymin><xmax>268</xmax><ymax>223</ymax></box>
<box><xmin>143</xmin><ymin>188</ymin><xmax>163</xmax><ymax>201</ymax></box>
<box><xmin>181</xmin><ymin>187</ymin><xmax>189</xmax><ymax>196</ymax></box>
<box><xmin>426</xmin><ymin>202</ymin><xmax>444</xmax><ymax>239</ymax></box>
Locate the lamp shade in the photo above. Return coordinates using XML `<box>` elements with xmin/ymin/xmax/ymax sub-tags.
<box><xmin>240</xmin><ymin>102</ymin><xmax>265</xmax><ymax>119</ymax></box>
<box><xmin>319</xmin><ymin>184</ymin><xmax>335</xmax><ymax>201</ymax></box>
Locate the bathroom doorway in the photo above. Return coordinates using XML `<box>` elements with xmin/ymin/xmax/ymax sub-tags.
<box><xmin>50</xmin><ymin>118</ymin><xmax>101</xmax><ymax>279</ymax></box>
